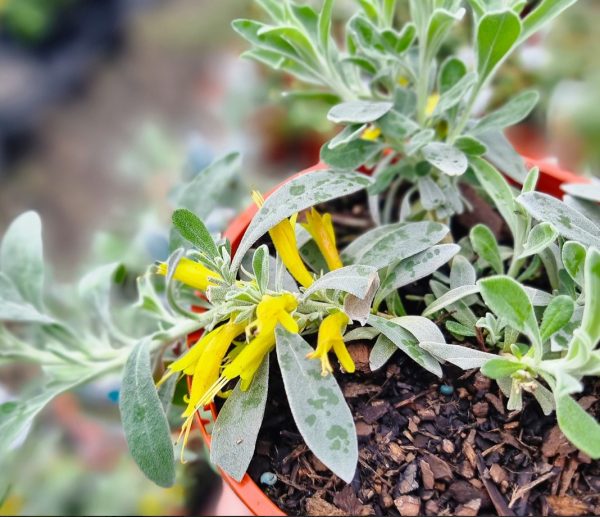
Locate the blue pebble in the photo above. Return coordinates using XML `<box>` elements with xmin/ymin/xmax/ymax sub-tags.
<box><xmin>260</xmin><ymin>472</ymin><xmax>278</xmax><ymax>486</ymax></box>
<box><xmin>440</xmin><ymin>384</ymin><xmax>454</xmax><ymax>396</ymax></box>
<box><xmin>107</xmin><ymin>389</ymin><xmax>120</xmax><ymax>403</ymax></box>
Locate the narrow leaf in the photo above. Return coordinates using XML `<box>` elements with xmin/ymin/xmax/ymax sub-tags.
<box><xmin>419</xmin><ymin>341</ymin><xmax>497</xmax><ymax>369</ymax></box>
<box><xmin>519</xmin><ymin>223</ymin><xmax>559</xmax><ymax>260</ymax></box>
<box><xmin>232</xmin><ymin>170</ymin><xmax>372</xmax><ymax>272</ymax></box>
<box><xmin>422</xmin><ymin>284</ymin><xmax>481</xmax><ymax>317</ymax></box>
<box><xmin>540</xmin><ymin>295</ymin><xmax>575</xmax><ymax>343</ymax></box>
<box><xmin>276</xmin><ymin>327</ymin><xmax>358</xmax><ymax>483</ymax></box>
<box><xmin>472</xmin><ymin>91</ymin><xmax>539</xmax><ymax>135</ymax></box>
<box><xmin>327</xmin><ymin>101</ymin><xmax>394</xmax><ymax>124</ymax></box>
<box><xmin>556</xmin><ymin>394</ymin><xmax>600</xmax><ymax>460</ymax></box>
<box><xmin>470</xmin><ymin>224</ymin><xmax>503</xmax><ymax>274</ymax></box>
<box><xmin>172</xmin><ymin>209</ymin><xmax>218</xmax><ymax>258</ymax></box>
<box><xmin>211</xmin><ymin>356</ymin><xmax>269</xmax><ymax>482</ymax></box>
<box><xmin>481</xmin><ymin>358</ymin><xmax>523</xmax><ymax>379</ymax></box>
<box><xmin>119</xmin><ymin>340</ymin><xmax>175</xmax><ymax>487</ymax></box>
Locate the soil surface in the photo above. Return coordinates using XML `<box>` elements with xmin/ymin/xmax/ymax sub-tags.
<box><xmin>248</xmin><ymin>354</ymin><xmax>600</xmax><ymax>516</ymax></box>
<box><xmin>245</xmin><ymin>190</ymin><xmax>600</xmax><ymax>516</ymax></box>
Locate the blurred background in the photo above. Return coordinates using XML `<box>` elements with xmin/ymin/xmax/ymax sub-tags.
<box><xmin>0</xmin><ymin>0</ymin><xmax>598</xmax><ymax>515</ymax></box>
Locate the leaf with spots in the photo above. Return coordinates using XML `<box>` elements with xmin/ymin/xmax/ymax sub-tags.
<box><xmin>375</xmin><ymin>244</ymin><xmax>460</xmax><ymax>305</ymax></box>
<box><xmin>275</xmin><ymin>327</ymin><xmax>357</xmax><ymax>483</ymax></box>
<box><xmin>232</xmin><ymin>170</ymin><xmax>372</xmax><ymax>272</ymax></box>
<box><xmin>119</xmin><ymin>340</ymin><xmax>175</xmax><ymax>487</ymax></box>
<box><xmin>342</xmin><ymin>222</ymin><xmax>449</xmax><ymax>269</ymax></box>
<box><xmin>518</xmin><ymin>192</ymin><xmax>600</xmax><ymax>248</ymax></box>
<box><xmin>422</xmin><ymin>142</ymin><xmax>468</xmax><ymax>176</ymax></box>
<box><xmin>367</xmin><ymin>315</ymin><xmax>442</xmax><ymax>377</ymax></box>
<box><xmin>210</xmin><ymin>356</ymin><xmax>269</xmax><ymax>482</ymax></box>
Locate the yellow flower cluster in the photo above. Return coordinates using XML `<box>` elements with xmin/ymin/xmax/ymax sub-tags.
<box><xmin>158</xmin><ymin>197</ymin><xmax>358</xmax><ymax>452</ymax></box>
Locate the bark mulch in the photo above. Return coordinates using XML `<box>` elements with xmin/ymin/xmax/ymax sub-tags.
<box><xmin>247</xmin><ymin>350</ymin><xmax>600</xmax><ymax>516</ymax></box>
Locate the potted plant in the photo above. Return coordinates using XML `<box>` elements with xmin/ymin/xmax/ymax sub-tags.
<box><xmin>2</xmin><ymin>1</ymin><xmax>600</xmax><ymax>516</ymax></box>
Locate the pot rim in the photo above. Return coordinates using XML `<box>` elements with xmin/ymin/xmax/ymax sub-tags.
<box><xmin>194</xmin><ymin>157</ymin><xmax>589</xmax><ymax>516</ymax></box>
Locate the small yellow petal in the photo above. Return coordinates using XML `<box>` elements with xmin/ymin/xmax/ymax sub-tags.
<box><xmin>332</xmin><ymin>339</ymin><xmax>356</xmax><ymax>373</ymax></box>
<box><xmin>269</xmin><ymin>219</ymin><xmax>314</xmax><ymax>288</ymax></box>
<box><xmin>157</xmin><ymin>257</ymin><xmax>220</xmax><ymax>291</ymax></box>
<box><xmin>302</xmin><ymin>208</ymin><xmax>343</xmax><ymax>272</ymax></box>
<box><xmin>426</xmin><ymin>93</ymin><xmax>440</xmax><ymax>117</ymax></box>
<box><xmin>361</xmin><ymin>126</ymin><xmax>382</xmax><ymax>141</ymax></box>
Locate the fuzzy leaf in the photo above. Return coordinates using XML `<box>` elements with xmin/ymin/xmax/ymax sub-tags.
<box><xmin>540</xmin><ymin>295</ymin><xmax>575</xmax><ymax>343</ymax></box>
<box><xmin>422</xmin><ymin>284</ymin><xmax>481</xmax><ymax>317</ymax></box>
<box><xmin>476</xmin><ymin>10</ymin><xmax>522</xmax><ymax>84</ymax></box>
<box><xmin>470</xmin><ymin>156</ymin><xmax>519</xmax><ymax>238</ymax></box>
<box><xmin>477</xmin><ymin>130</ymin><xmax>527</xmax><ymax>183</ymax></box>
<box><xmin>0</xmin><ymin>211</ymin><xmax>44</xmax><ymax>308</ymax></box>
<box><xmin>561</xmin><ymin>182</ymin><xmax>600</xmax><ymax>204</ymax></box>
<box><xmin>419</xmin><ymin>341</ymin><xmax>497</xmax><ymax>369</ymax></box>
<box><xmin>472</xmin><ymin>91</ymin><xmax>539</xmax><ymax>135</ymax></box>
<box><xmin>172</xmin><ymin>209</ymin><xmax>219</xmax><ymax>259</ymax></box>
<box><xmin>232</xmin><ymin>170</ymin><xmax>372</xmax><ymax>272</ymax></box>
<box><xmin>368</xmin><ymin>315</ymin><xmax>442</xmax><ymax>377</ymax></box>
<box><xmin>521</xmin><ymin>0</ymin><xmax>578</xmax><ymax>41</ymax></box>
<box><xmin>518</xmin><ymin>192</ymin><xmax>600</xmax><ymax>248</ymax></box>
<box><xmin>556</xmin><ymin>394</ymin><xmax>600</xmax><ymax>460</ymax></box>
<box><xmin>276</xmin><ymin>327</ymin><xmax>357</xmax><ymax>483</ymax></box>
<box><xmin>119</xmin><ymin>340</ymin><xmax>175</xmax><ymax>487</ymax></box>
<box><xmin>327</xmin><ymin>100</ymin><xmax>394</xmax><ymax>124</ymax></box>
<box><xmin>519</xmin><ymin>222</ymin><xmax>559</xmax><ymax>260</ymax></box>
<box><xmin>211</xmin><ymin>356</ymin><xmax>269</xmax><ymax>482</ymax></box>
<box><xmin>342</xmin><ymin>222</ymin><xmax>448</xmax><ymax>269</ymax></box>
<box><xmin>369</xmin><ymin>334</ymin><xmax>397</xmax><ymax>371</ymax></box>
<box><xmin>470</xmin><ymin>224</ymin><xmax>503</xmax><ymax>274</ymax></box>
<box><xmin>450</xmin><ymin>255</ymin><xmax>477</xmax><ymax>289</ymax></box>
<box><xmin>581</xmin><ymin>247</ymin><xmax>600</xmax><ymax>343</ymax></box>
<box><xmin>478</xmin><ymin>276</ymin><xmax>542</xmax><ymax>353</ymax></box>
<box><xmin>481</xmin><ymin>358</ymin><xmax>523</xmax><ymax>379</ymax></box>
<box><xmin>422</xmin><ymin>142</ymin><xmax>468</xmax><ymax>176</ymax></box>
<box><xmin>302</xmin><ymin>265</ymin><xmax>378</xmax><ymax>300</ymax></box>
<box><xmin>562</xmin><ymin>241</ymin><xmax>587</xmax><ymax>287</ymax></box>
<box><xmin>377</xmin><ymin>244</ymin><xmax>460</xmax><ymax>303</ymax></box>
<box><xmin>320</xmin><ymin>139</ymin><xmax>382</xmax><ymax>170</ymax></box>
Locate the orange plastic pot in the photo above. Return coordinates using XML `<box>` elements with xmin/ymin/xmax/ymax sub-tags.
<box><xmin>192</xmin><ymin>157</ymin><xmax>589</xmax><ymax>516</ymax></box>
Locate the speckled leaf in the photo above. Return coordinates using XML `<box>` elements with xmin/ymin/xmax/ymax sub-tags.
<box><xmin>422</xmin><ymin>142</ymin><xmax>468</xmax><ymax>176</ymax></box>
<box><xmin>232</xmin><ymin>170</ymin><xmax>372</xmax><ymax>272</ymax></box>
<box><xmin>210</xmin><ymin>356</ymin><xmax>269</xmax><ymax>482</ymax></box>
<box><xmin>327</xmin><ymin>100</ymin><xmax>393</xmax><ymax>124</ymax></box>
<box><xmin>302</xmin><ymin>264</ymin><xmax>378</xmax><ymax>300</ymax></box>
<box><xmin>0</xmin><ymin>211</ymin><xmax>44</xmax><ymax>308</ymax></box>
<box><xmin>419</xmin><ymin>341</ymin><xmax>497</xmax><ymax>369</ymax></box>
<box><xmin>275</xmin><ymin>327</ymin><xmax>357</xmax><ymax>483</ymax></box>
<box><xmin>376</xmin><ymin>244</ymin><xmax>460</xmax><ymax>303</ymax></box>
<box><xmin>518</xmin><ymin>222</ymin><xmax>559</xmax><ymax>260</ymax></box>
<box><xmin>344</xmin><ymin>222</ymin><xmax>449</xmax><ymax>269</ymax></box>
<box><xmin>518</xmin><ymin>192</ymin><xmax>600</xmax><ymax>248</ymax></box>
<box><xmin>119</xmin><ymin>340</ymin><xmax>175</xmax><ymax>487</ymax></box>
<box><xmin>320</xmin><ymin>139</ymin><xmax>382</xmax><ymax>170</ymax></box>
<box><xmin>450</xmin><ymin>255</ymin><xmax>477</xmax><ymax>289</ymax></box>
<box><xmin>423</xmin><ymin>284</ymin><xmax>481</xmax><ymax>317</ymax></box>
<box><xmin>368</xmin><ymin>315</ymin><xmax>442</xmax><ymax>377</ymax></box>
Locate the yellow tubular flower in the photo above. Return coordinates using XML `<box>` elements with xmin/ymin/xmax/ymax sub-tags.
<box><xmin>301</xmin><ymin>208</ymin><xmax>343</xmax><ymax>271</ymax></box>
<box><xmin>307</xmin><ymin>312</ymin><xmax>354</xmax><ymax>376</ymax></box>
<box><xmin>182</xmin><ymin>320</ymin><xmax>246</xmax><ymax>418</ymax></box>
<box><xmin>252</xmin><ymin>191</ymin><xmax>314</xmax><ymax>288</ymax></box>
<box><xmin>157</xmin><ymin>257</ymin><xmax>220</xmax><ymax>291</ymax></box>
<box><xmin>361</xmin><ymin>125</ymin><xmax>381</xmax><ymax>141</ymax></box>
<box><xmin>199</xmin><ymin>294</ymin><xmax>299</xmax><ymax>405</ymax></box>
<box><xmin>426</xmin><ymin>93</ymin><xmax>440</xmax><ymax>117</ymax></box>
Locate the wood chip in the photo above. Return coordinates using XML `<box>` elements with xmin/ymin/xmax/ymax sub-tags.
<box><xmin>333</xmin><ymin>485</ymin><xmax>363</xmax><ymax>515</ymax></box>
<box><xmin>347</xmin><ymin>342</ymin><xmax>371</xmax><ymax>373</ymax></box>
<box><xmin>343</xmin><ymin>383</ymin><xmax>380</xmax><ymax>398</ymax></box>
<box><xmin>558</xmin><ymin>458</ymin><xmax>579</xmax><ymax>496</ymax></box>
<box><xmin>399</xmin><ymin>463</ymin><xmax>419</xmax><ymax>494</ymax></box>
<box><xmin>489</xmin><ymin>464</ymin><xmax>508</xmax><ymax>485</ymax></box>
<box><xmin>306</xmin><ymin>495</ymin><xmax>345</xmax><ymax>516</ymax></box>
<box><xmin>485</xmin><ymin>393</ymin><xmax>505</xmax><ymax>415</ymax></box>
<box><xmin>474</xmin><ymin>372</ymin><xmax>492</xmax><ymax>391</ymax></box>
<box><xmin>509</xmin><ymin>470</ymin><xmax>558</xmax><ymax>508</ymax></box>
<box><xmin>388</xmin><ymin>442</ymin><xmax>405</xmax><ymax>463</ymax></box>
<box><xmin>420</xmin><ymin>459</ymin><xmax>435</xmax><ymax>490</ymax></box>
<box><xmin>422</xmin><ymin>452</ymin><xmax>453</xmax><ymax>480</ymax></box>
<box><xmin>472</xmin><ymin>401</ymin><xmax>489</xmax><ymax>418</ymax></box>
<box><xmin>394</xmin><ymin>495</ymin><xmax>421</xmax><ymax>516</ymax></box>
<box><xmin>356</xmin><ymin>421</ymin><xmax>374</xmax><ymax>438</ymax></box>
<box><xmin>546</xmin><ymin>495</ymin><xmax>590</xmax><ymax>516</ymax></box>
<box><xmin>456</xmin><ymin>498</ymin><xmax>482</xmax><ymax>516</ymax></box>
<box><xmin>442</xmin><ymin>439</ymin><xmax>455</xmax><ymax>454</ymax></box>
